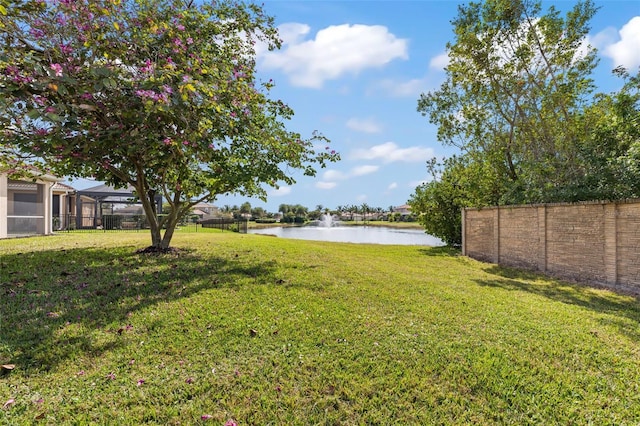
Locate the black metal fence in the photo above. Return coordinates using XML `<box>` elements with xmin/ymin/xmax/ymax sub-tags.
<box><xmin>53</xmin><ymin>215</ymin><xmax>248</xmax><ymax>233</ymax></box>
<box><xmin>199</xmin><ymin>217</ymin><xmax>248</xmax><ymax>233</ymax></box>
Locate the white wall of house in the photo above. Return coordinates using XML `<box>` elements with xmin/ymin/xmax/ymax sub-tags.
<box><xmin>0</xmin><ymin>173</ymin><xmax>58</xmax><ymax>238</ymax></box>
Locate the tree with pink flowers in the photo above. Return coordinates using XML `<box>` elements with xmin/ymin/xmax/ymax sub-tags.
<box><xmin>0</xmin><ymin>0</ymin><xmax>338</xmax><ymax>250</ymax></box>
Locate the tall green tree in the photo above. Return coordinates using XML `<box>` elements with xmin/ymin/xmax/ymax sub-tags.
<box><xmin>411</xmin><ymin>0</ymin><xmax>608</xmax><ymax>245</ymax></box>
<box><xmin>417</xmin><ymin>0</ymin><xmax>598</xmax><ymax>204</ymax></box>
<box><xmin>0</xmin><ymin>0</ymin><xmax>338</xmax><ymax>250</ymax></box>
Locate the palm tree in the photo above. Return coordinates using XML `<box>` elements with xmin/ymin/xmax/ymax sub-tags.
<box><xmin>360</xmin><ymin>203</ymin><xmax>370</xmax><ymax>224</ymax></box>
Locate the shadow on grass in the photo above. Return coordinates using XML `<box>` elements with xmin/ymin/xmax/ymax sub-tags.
<box><xmin>417</xmin><ymin>246</ymin><xmax>460</xmax><ymax>257</ymax></box>
<box><xmin>476</xmin><ymin>265</ymin><xmax>640</xmax><ymax>342</ymax></box>
<box><xmin>0</xmin><ymin>246</ymin><xmax>279</xmax><ymax>373</ymax></box>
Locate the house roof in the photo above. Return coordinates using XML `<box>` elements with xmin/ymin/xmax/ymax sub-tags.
<box><xmin>192</xmin><ymin>202</ymin><xmax>217</xmax><ymax>209</ymax></box>
<box><xmin>78</xmin><ymin>183</ymin><xmax>137</xmax><ymax>197</ymax></box>
<box><xmin>53</xmin><ymin>182</ymin><xmax>75</xmax><ymax>192</ymax></box>
<box><xmin>75</xmin><ymin>183</ymin><xmax>163</xmax><ymax>205</ymax></box>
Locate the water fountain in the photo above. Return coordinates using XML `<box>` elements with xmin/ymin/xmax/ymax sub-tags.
<box><xmin>315</xmin><ymin>213</ymin><xmax>340</xmax><ymax>227</ymax></box>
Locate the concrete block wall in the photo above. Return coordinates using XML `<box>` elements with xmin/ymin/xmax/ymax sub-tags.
<box><xmin>463</xmin><ymin>200</ymin><xmax>640</xmax><ymax>292</ymax></box>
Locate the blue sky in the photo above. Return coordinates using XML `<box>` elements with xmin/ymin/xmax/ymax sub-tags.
<box><xmin>67</xmin><ymin>0</ymin><xmax>640</xmax><ymax>213</ymax></box>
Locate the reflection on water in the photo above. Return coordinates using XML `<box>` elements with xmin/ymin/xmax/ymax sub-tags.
<box><xmin>248</xmin><ymin>226</ymin><xmax>444</xmax><ymax>246</ymax></box>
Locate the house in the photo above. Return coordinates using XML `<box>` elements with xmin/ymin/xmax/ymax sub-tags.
<box><xmin>52</xmin><ymin>182</ymin><xmax>77</xmax><ymax>230</ymax></box>
<box><xmin>191</xmin><ymin>202</ymin><xmax>219</xmax><ymax>219</ymax></box>
<box><xmin>0</xmin><ymin>172</ymin><xmax>60</xmax><ymax>238</ymax></box>
<box><xmin>393</xmin><ymin>204</ymin><xmax>412</xmax><ymax>216</ymax></box>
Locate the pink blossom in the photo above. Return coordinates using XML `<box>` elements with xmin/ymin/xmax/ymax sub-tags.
<box><xmin>29</xmin><ymin>28</ymin><xmax>45</xmax><ymax>38</ymax></box>
<box><xmin>176</xmin><ymin>24</ymin><xmax>185</xmax><ymax>31</ymax></box>
<box><xmin>2</xmin><ymin>399</ymin><xmax>14</xmax><ymax>409</ymax></box>
<box><xmin>140</xmin><ymin>59</ymin><xmax>155</xmax><ymax>74</ymax></box>
<box><xmin>185</xmin><ymin>377</ymin><xmax>194</xmax><ymax>384</ymax></box>
<box><xmin>225</xmin><ymin>421</ymin><xmax>237</xmax><ymax>426</ymax></box>
<box><xmin>186</xmin><ymin>37</ymin><xmax>193</xmax><ymax>45</ymax></box>
<box><xmin>201</xmin><ymin>415</ymin><xmax>213</xmax><ymax>420</ymax></box>
<box><xmin>136</xmin><ymin>379</ymin><xmax>145</xmax><ymax>386</ymax></box>
<box><xmin>106</xmin><ymin>372</ymin><xmax>116</xmax><ymax>380</ymax></box>
<box><xmin>60</xmin><ymin>44</ymin><xmax>73</xmax><ymax>55</ymax></box>
<box><xmin>163</xmin><ymin>138</ymin><xmax>172</xmax><ymax>145</ymax></box>
<box><xmin>50</xmin><ymin>63</ymin><xmax>63</xmax><ymax>77</ymax></box>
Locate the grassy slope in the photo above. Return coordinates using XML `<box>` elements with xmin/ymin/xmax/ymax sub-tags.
<box><xmin>1</xmin><ymin>231</ymin><xmax>639</xmax><ymax>424</ymax></box>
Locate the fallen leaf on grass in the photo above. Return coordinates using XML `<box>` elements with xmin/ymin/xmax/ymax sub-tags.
<box><xmin>1</xmin><ymin>364</ymin><xmax>15</xmax><ymax>371</ymax></box>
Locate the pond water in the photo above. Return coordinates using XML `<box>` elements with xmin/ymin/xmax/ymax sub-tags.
<box><xmin>248</xmin><ymin>225</ymin><xmax>444</xmax><ymax>246</ymax></box>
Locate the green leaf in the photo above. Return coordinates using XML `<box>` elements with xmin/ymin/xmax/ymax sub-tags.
<box><xmin>45</xmin><ymin>113</ymin><xmax>62</xmax><ymax>122</ymax></box>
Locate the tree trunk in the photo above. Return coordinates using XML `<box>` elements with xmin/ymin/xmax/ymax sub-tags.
<box><xmin>137</xmin><ymin>184</ymin><xmax>163</xmax><ymax>249</ymax></box>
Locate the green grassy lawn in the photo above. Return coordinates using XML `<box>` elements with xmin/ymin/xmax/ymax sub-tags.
<box><xmin>1</xmin><ymin>231</ymin><xmax>639</xmax><ymax>424</ymax></box>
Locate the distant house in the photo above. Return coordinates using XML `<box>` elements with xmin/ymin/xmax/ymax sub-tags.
<box><xmin>393</xmin><ymin>204</ymin><xmax>412</xmax><ymax>216</ymax></box>
<box><xmin>191</xmin><ymin>202</ymin><xmax>219</xmax><ymax>219</ymax></box>
<box><xmin>0</xmin><ymin>172</ymin><xmax>60</xmax><ymax>238</ymax></box>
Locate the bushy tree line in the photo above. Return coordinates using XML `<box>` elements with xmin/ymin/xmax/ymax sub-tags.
<box><xmin>409</xmin><ymin>0</ymin><xmax>640</xmax><ymax>246</ymax></box>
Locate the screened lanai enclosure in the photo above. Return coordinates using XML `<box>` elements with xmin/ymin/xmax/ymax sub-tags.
<box><xmin>63</xmin><ymin>183</ymin><xmax>163</xmax><ymax>230</ymax></box>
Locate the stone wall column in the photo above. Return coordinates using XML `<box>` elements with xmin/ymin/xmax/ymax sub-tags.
<box><xmin>604</xmin><ymin>203</ymin><xmax>617</xmax><ymax>285</ymax></box>
<box><xmin>493</xmin><ymin>207</ymin><xmax>500</xmax><ymax>264</ymax></box>
<box><xmin>537</xmin><ymin>206</ymin><xmax>547</xmax><ymax>272</ymax></box>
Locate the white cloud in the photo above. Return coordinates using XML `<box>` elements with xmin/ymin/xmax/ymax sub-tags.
<box><xmin>429</xmin><ymin>52</ymin><xmax>449</xmax><ymax>70</ymax></box>
<box><xmin>373</xmin><ymin>77</ymin><xmax>428</xmax><ymax>98</ymax></box>
<box><xmin>351</xmin><ymin>165</ymin><xmax>379</xmax><ymax>176</ymax></box>
<box><xmin>351</xmin><ymin>142</ymin><xmax>434</xmax><ymax>163</ymax></box>
<box><xmin>261</xmin><ymin>23</ymin><xmax>409</xmax><ymax>88</ymax></box>
<box><xmin>356</xmin><ymin>194</ymin><xmax>367</xmax><ymax>202</ymax></box>
<box><xmin>278</xmin><ymin>22</ymin><xmax>311</xmax><ymax>45</ymax></box>
<box><xmin>323</xmin><ymin>169</ymin><xmax>347</xmax><ymax>181</ymax></box>
<box><xmin>346</xmin><ymin>117</ymin><xmax>382</xmax><ymax>134</ymax></box>
<box><xmin>316</xmin><ymin>181</ymin><xmax>337</xmax><ymax>189</ymax></box>
<box><xmin>319</xmin><ymin>165</ymin><xmax>380</xmax><ymax>189</ymax></box>
<box><xmin>602</xmin><ymin>17</ymin><xmax>640</xmax><ymax>70</ymax></box>
<box><xmin>387</xmin><ymin>182</ymin><xmax>398</xmax><ymax>190</ymax></box>
<box><xmin>270</xmin><ymin>186</ymin><xmax>291</xmax><ymax>196</ymax></box>
<box><xmin>584</xmin><ymin>27</ymin><xmax>617</xmax><ymax>52</ymax></box>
